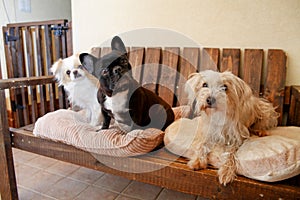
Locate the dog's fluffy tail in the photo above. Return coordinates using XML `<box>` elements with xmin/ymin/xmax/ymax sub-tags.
<box><xmin>250</xmin><ymin>98</ymin><xmax>279</xmax><ymax>136</ymax></box>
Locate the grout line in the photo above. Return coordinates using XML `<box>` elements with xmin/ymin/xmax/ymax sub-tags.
<box><xmin>17</xmin><ymin>185</ymin><xmax>59</xmax><ymax>200</ymax></box>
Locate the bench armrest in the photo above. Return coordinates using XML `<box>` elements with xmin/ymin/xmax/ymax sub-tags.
<box><xmin>0</xmin><ymin>76</ymin><xmax>55</xmax><ymax>90</ymax></box>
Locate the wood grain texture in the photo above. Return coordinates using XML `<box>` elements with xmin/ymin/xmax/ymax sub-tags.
<box><xmin>289</xmin><ymin>86</ymin><xmax>300</xmax><ymax>126</ymax></box>
<box><xmin>0</xmin><ymin>90</ymin><xmax>18</xmax><ymax>200</ymax></box>
<box><xmin>243</xmin><ymin>49</ymin><xmax>263</xmax><ymax>97</ymax></box>
<box><xmin>129</xmin><ymin>47</ymin><xmax>145</xmax><ymax>83</ymax></box>
<box><xmin>142</xmin><ymin>48</ymin><xmax>161</xmax><ymax>93</ymax></box>
<box><xmin>1</xmin><ymin>43</ymin><xmax>298</xmax><ymax>199</ymax></box>
<box><xmin>220</xmin><ymin>48</ymin><xmax>240</xmax><ymax>76</ymax></box>
<box><xmin>177</xmin><ymin>48</ymin><xmax>199</xmax><ymax>105</ymax></box>
<box><xmin>200</xmin><ymin>48</ymin><xmax>220</xmax><ymax>71</ymax></box>
<box><xmin>159</xmin><ymin>47</ymin><xmax>180</xmax><ymax>106</ymax></box>
<box><xmin>10</xmin><ymin>127</ymin><xmax>300</xmax><ymax>199</ymax></box>
<box><xmin>264</xmin><ymin>49</ymin><xmax>287</xmax><ymax>125</ymax></box>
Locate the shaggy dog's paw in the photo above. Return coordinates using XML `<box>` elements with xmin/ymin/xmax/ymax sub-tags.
<box><xmin>187</xmin><ymin>156</ymin><xmax>207</xmax><ymax>170</ymax></box>
<box><xmin>218</xmin><ymin>165</ymin><xmax>236</xmax><ymax>186</ymax></box>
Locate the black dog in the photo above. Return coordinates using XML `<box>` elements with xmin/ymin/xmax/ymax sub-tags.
<box><xmin>79</xmin><ymin>36</ymin><xmax>174</xmax><ymax>132</ymax></box>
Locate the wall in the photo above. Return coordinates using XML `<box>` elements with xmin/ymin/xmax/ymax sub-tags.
<box><xmin>0</xmin><ymin>0</ymin><xmax>72</xmax><ymax>78</ymax></box>
<box><xmin>72</xmin><ymin>0</ymin><xmax>300</xmax><ymax>86</ymax></box>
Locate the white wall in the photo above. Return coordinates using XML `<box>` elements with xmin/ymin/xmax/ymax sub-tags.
<box><xmin>0</xmin><ymin>0</ymin><xmax>72</xmax><ymax>78</ymax></box>
<box><xmin>72</xmin><ymin>0</ymin><xmax>300</xmax><ymax>86</ymax></box>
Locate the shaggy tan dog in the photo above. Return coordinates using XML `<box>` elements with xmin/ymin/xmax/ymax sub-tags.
<box><xmin>184</xmin><ymin>70</ymin><xmax>279</xmax><ymax>185</ymax></box>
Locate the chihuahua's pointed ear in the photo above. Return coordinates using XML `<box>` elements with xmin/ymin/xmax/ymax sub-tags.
<box><xmin>79</xmin><ymin>53</ymin><xmax>96</xmax><ymax>74</ymax></box>
<box><xmin>111</xmin><ymin>36</ymin><xmax>127</xmax><ymax>55</ymax></box>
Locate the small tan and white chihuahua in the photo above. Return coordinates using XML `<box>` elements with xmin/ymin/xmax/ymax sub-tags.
<box><xmin>50</xmin><ymin>54</ymin><xmax>103</xmax><ymax>126</ymax></box>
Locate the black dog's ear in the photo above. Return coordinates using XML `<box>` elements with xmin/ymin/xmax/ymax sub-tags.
<box><xmin>79</xmin><ymin>53</ymin><xmax>97</xmax><ymax>75</ymax></box>
<box><xmin>111</xmin><ymin>36</ymin><xmax>127</xmax><ymax>55</ymax></box>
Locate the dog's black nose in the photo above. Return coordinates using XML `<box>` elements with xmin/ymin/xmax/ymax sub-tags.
<box><xmin>73</xmin><ymin>70</ymin><xmax>78</xmax><ymax>76</ymax></box>
<box><xmin>206</xmin><ymin>96</ymin><xmax>216</xmax><ymax>106</ymax></box>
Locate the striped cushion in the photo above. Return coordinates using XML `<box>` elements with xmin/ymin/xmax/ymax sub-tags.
<box><xmin>33</xmin><ymin>106</ymin><xmax>190</xmax><ymax>157</ymax></box>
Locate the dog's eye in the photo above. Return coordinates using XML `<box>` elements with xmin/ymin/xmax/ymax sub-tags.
<box><xmin>202</xmin><ymin>83</ymin><xmax>208</xmax><ymax>87</ymax></box>
<box><xmin>222</xmin><ymin>84</ymin><xmax>228</xmax><ymax>91</ymax></box>
<box><xmin>66</xmin><ymin>70</ymin><xmax>71</xmax><ymax>75</ymax></box>
<box><xmin>102</xmin><ymin>69</ymin><xmax>109</xmax><ymax>76</ymax></box>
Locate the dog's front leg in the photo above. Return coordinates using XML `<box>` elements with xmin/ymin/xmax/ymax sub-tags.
<box><xmin>101</xmin><ymin>108</ymin><xmax>111</xmax><ymax>130</ymax></box>
<box><xmin>218</xmin><ymin>147</ymin><xmax>238</xmax><ymax>186</ymax></box>
<box><xmin>187</xmin><ymin>143</ymin><xmax>209</xmax><ymax>170</ymax></box>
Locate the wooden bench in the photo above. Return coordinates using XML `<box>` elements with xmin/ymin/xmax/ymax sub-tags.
<box><xmin>1</xmin><ymin>46</ymin><xmax>299</xmax><ymax>200</ymax></box>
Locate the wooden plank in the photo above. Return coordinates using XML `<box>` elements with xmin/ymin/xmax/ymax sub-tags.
<box><xmin>220</xmin><ymin>48</ymin><xmax>240</xmax><ymax>76</ymax></box>
<box><xmin>0</xmin><ymin>76</ymin><xmax>55</xmax><ymax>90</ymax></box>
<box><xmin>177</xmin><ymin>48</ymin><xmax>199</xmax><ymax>105</ymax></box>
<box><xmin>24</xmin><ymin>27</ymin><xmax>38</xmax><ymax>123</ymax></box>
<box><xmin>264</xmin><ymin>49</ymin><xmax>287</xmax><ymax>125</ymax></box>
<box><xmin>90</xmin><ymin>47</ymin><xmax>101</xmax><ymax>58</ymax></box>
<box><xmin>33</xmin><ymin>26</ymin><xmax>46</xmax><ymax>117</ymax></box>
<box><xmin>15</xmin><ymin>27</ymin><xmax>30</xmax><ymax>126</ymax></box>
<box><xmin>179</xmin><ymin>48</ymin><xmax>199</xmax><ymax>79</ymax></box>
<box><xmin>6</xmin><ymin>19</ymin><xmax>67</xmax><ymax>28</ymax></box>
<box><xmin>142</xmin><ymin>48</ymin><xmax>161</xmax><ymax>94</ymax></box>
<box><xmin>243</xmin><ymin>49</ymin><xmax>263</xmax><ymax>97</ymax></box>
<box><xmin>0</xmin><ymin>90</ymin><xmax>18</xmax><ymax>200</ymax></box>
<box><xmin>66</xmin><ymin>21</ymin><xmax>73</xmax><ymax>57</ymax></box>
<box><xmin>288</xmin><ymin>86</ymin><xmax>300</xmax><ymax>126</ymax></box>
<box><xmin>159</xmin><ymin>47</ymin><xmax>180</xmax><ymax>106</ymax></box>
<box><xmin>100</xmin><ymin>47</ymin><xmax>112</xmax><ymax>57</ymax></box>
<box><xmin>200</xmin><ymin>48</ymin><xmax>220</xmax><ymax>71</ymax></box>
<box><xmin>129</xmin><ymin>47</ymin><xmax>145</xmax><ymax>84</ymax></box>
<box><xmin>3</xmin><ymin>26</ymin><xmax>20</xmax><ymax>127</ymax></box>
<box><xmin>42</xmin><ymin>25</ymin><xmax>55</xmax><ymax>112</ymax></box>
<box><xmin>10</xmin><ymin>128</ymin><xmax>300</xmax><ymax>199</ymax></box>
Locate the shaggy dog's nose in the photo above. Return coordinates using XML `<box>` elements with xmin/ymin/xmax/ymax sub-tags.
<box><xmin>206</xmin><ymin>96</ymin><xmax>216</xmax><ymax>106</ymax></box>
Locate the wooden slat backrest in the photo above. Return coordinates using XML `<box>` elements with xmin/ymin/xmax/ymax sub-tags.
<box><xmin>2</xmin><ymin>38</ymin><xmax>287</xmax><ymax>127</ymax></box>
<box><xmin>2</xmin><ymin>20</ymin><xmax>71</xmax><ymax>127</ymax></box>
<box><xmin>89</xmin><ymin>46</ymin><xmax>286</xmax><ymax>125</ymax></box>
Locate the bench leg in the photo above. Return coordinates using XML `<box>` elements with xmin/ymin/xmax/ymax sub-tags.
<box><xmin>0</xmin><ymin>90</ymin><xmax>18</xmax><ymax>200</ymax></box>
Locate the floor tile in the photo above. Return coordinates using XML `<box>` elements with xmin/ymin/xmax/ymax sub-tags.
<box><xmin>74</xmin><ymin>185</ymin><xmax>118</xmax><ymax>200</ymax></box>
<box><xmin>18</xmin><ymin>186</ymin><xmax>56</xmax><ymax>200</ymax></box>
<box><xmin>25</xmin><ymin>155</ymin><xmax>57</xmax><ymax>169</ymax></box>
<box><xmin>15</xmin><ymin>164</ymin><xmax>41</xmax><ymax>186</ymax></box>
<box><xmin>94</xmin><ymin>174</ymin><xmax>132</xmax><ymax>193</ymax></box>
<box><xmin>21</xmin><ymin>170</ymin><xmax>63</xmax><ymax>193</ymax></box>
<box><xmin>13</xmin><ymin>149</ymin><xmax>38</xmax><ymax>164</ymax></box>
<box><xmin>44</xmin><ymin>177</ymin><xmax>89</xmax><ymax>200</ymax></box>
<box><xmin>122</xmin><ymin>181</ymin><xmax>163</xmax><ymax>200</ymax></box>
<box><xmin>68</xmin><ymin>167</ymin><xmax>105</xmax><ymax>184</ymax></box>
<box><xmin>46</xmin><ymin>161</ymin><xmax>80</xmax><ymax>177</ymax></box>
<box><xmin>156</xmin><ymin>188</ymin><xmax>197</xmax><ymax>200</ymax></box>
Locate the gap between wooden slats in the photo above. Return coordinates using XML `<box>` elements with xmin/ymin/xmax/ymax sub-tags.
<box><xmin>243</xmin><ymin>49</ymin><xmax>263</xmax><ymax>97</ymax></box>
<box><xmin>264</xmin><ymin>49</ymin><xmax>286</xmax><ymax>125</ymax></box>
<box><xmin>142</xmin><ymin>48</ymin><xmax>161</xmax><ymax>94</ymax></box>
<box><xmin>200</xmin><ymin>48</ymin><xmax>220</xmax><ymax>71</ymax></box>
<box><xmin>159</xmin><ymin>47</ymin><xmax>180</xmax><ymax>106</ymax></box>
<box><xmin>221</xmin><ymin>49</ymin><xmax>240</xmax><ymax>76</ymax></box>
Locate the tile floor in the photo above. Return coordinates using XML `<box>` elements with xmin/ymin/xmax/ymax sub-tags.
<box><xmin>13</xmin><ymin>148</ymin><xmax>208</xmax><ymax>200</ymax></box>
